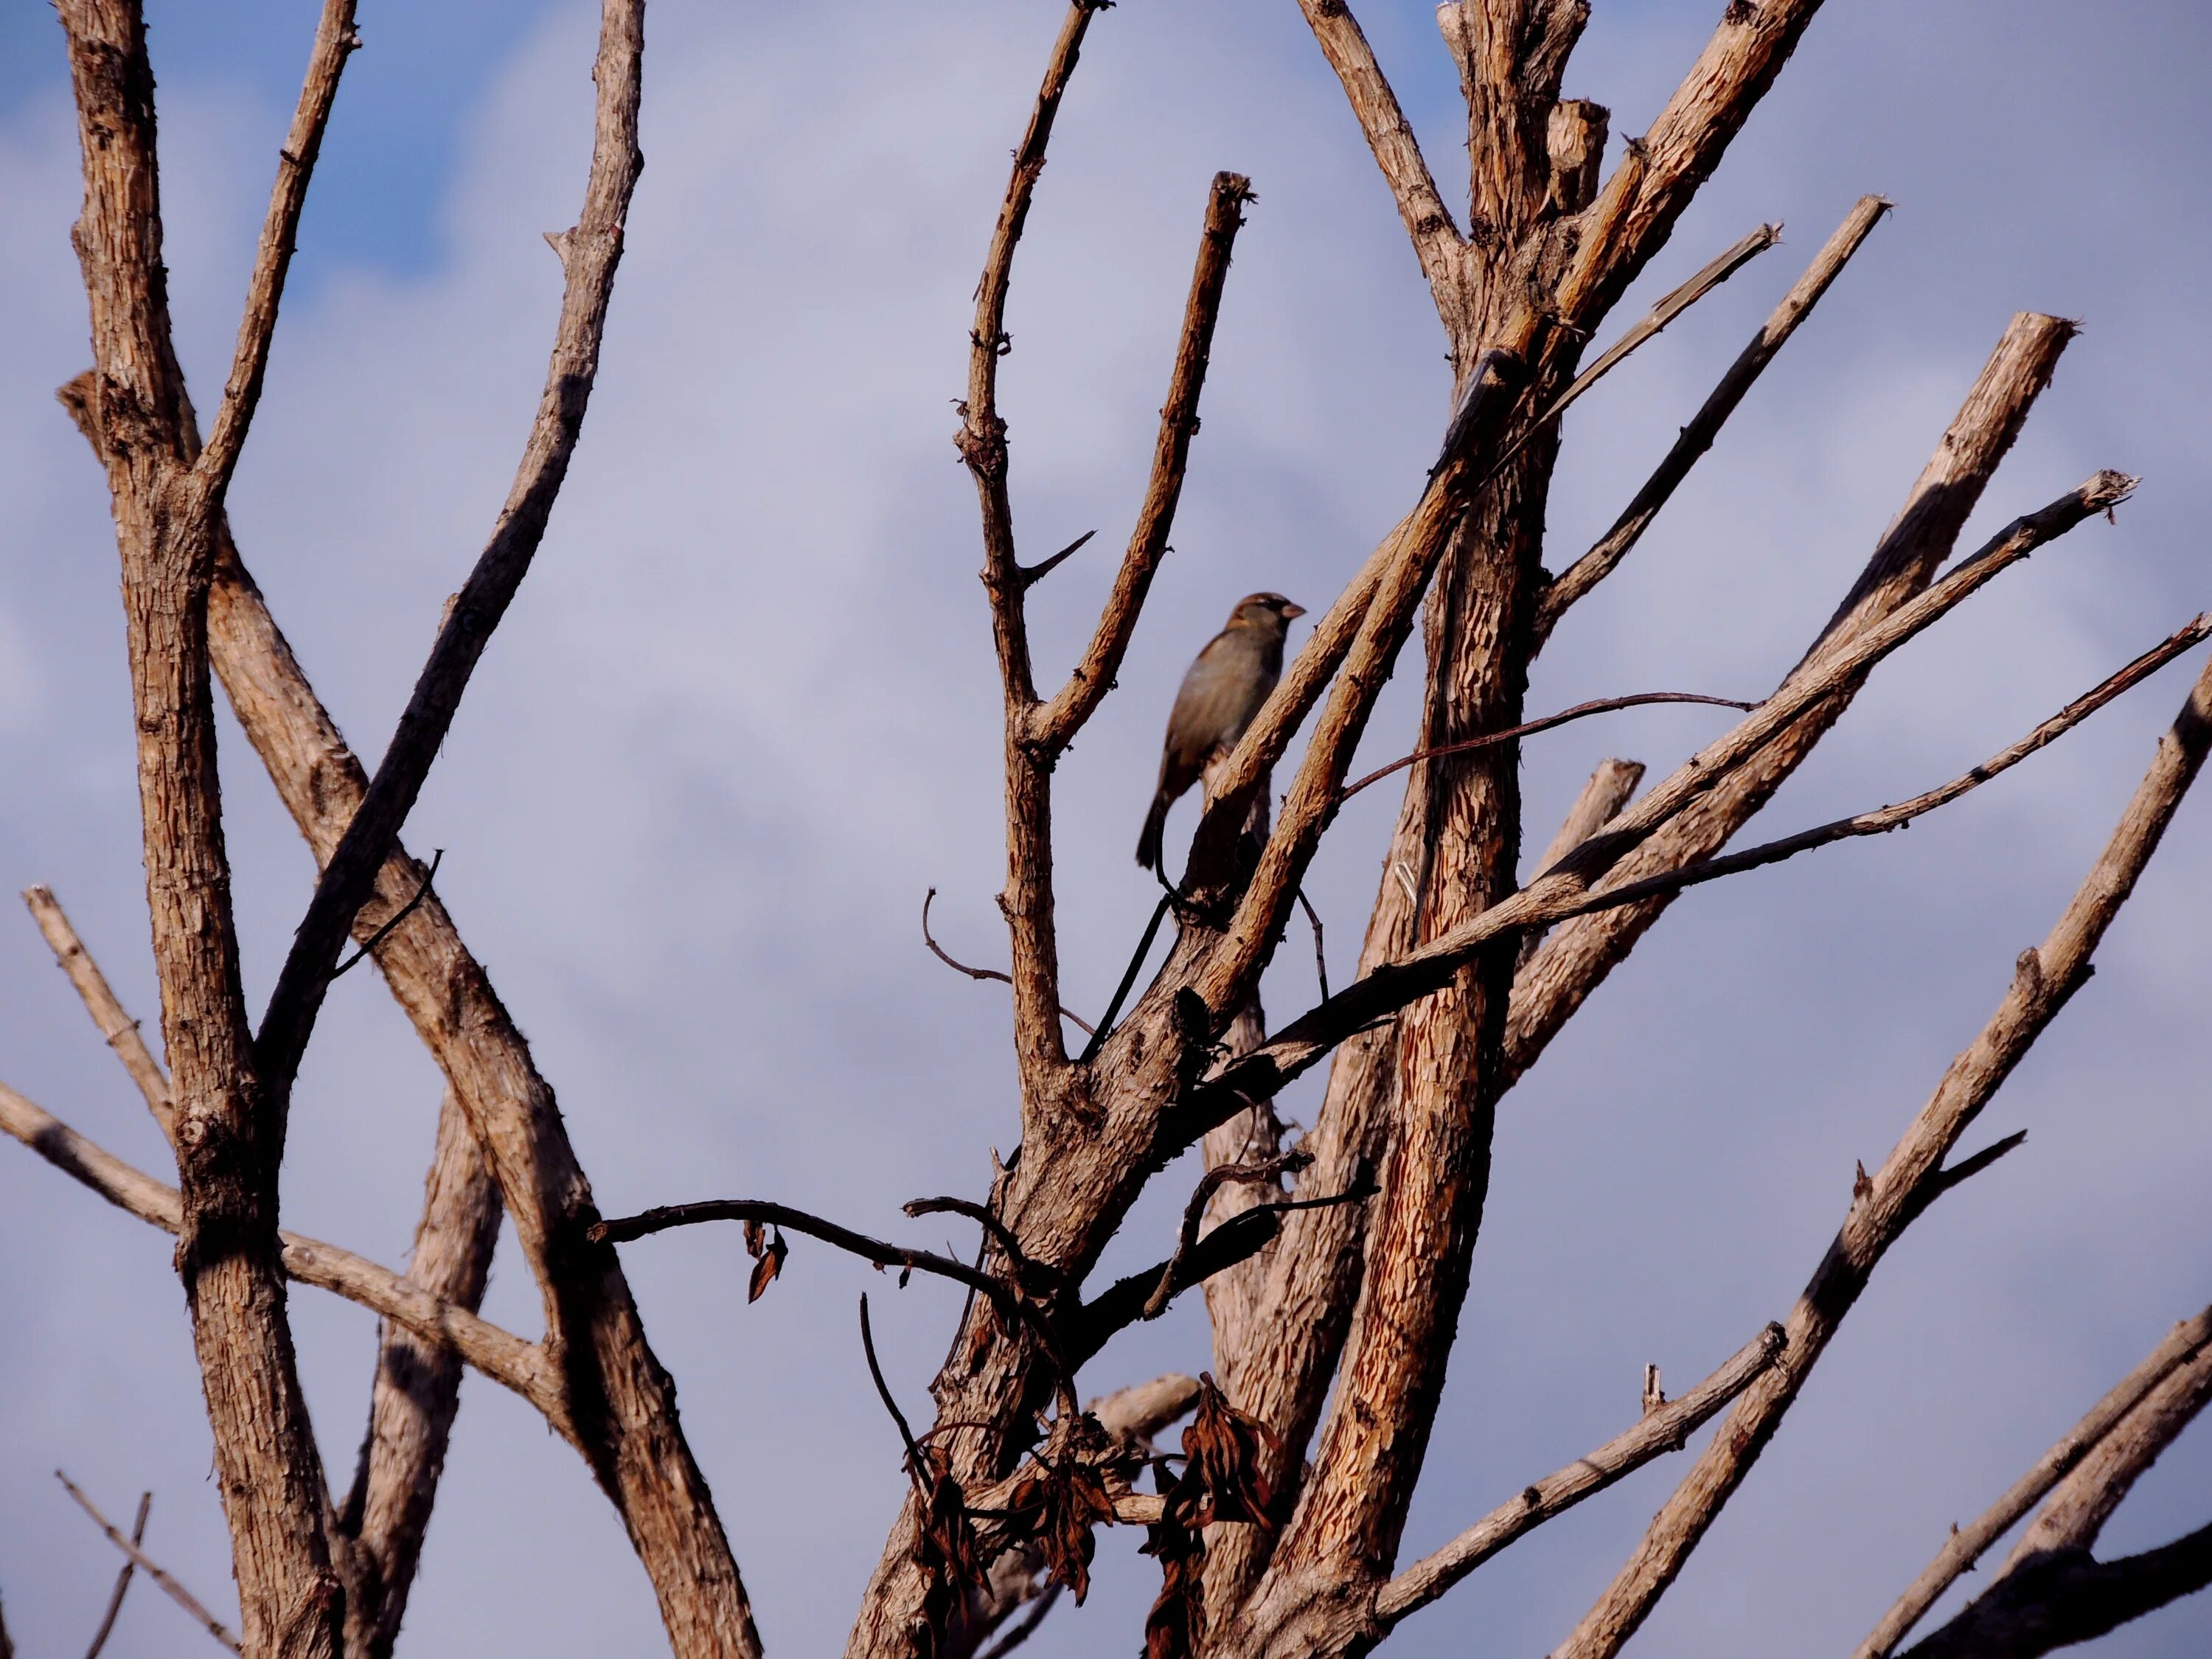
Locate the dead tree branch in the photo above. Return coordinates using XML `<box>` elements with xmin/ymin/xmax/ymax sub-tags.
<box><xmin>1536</xmin><ymin>194</ymin><xmax>1892</xmax><ymax>641</ymax></box>
<box><xmin>1896</xmin><ymin>1521</ymin><xmax>2212</xmax><ymax>1659</ymax></box>
<box><xmin>1373</xmin><ymin>1323</ymin><xmax>1787</xmax><ymax>1629</ymax></box>
<box><xmin>81</xmin><ymin>1489</ymin><xmax>151</xmax><ymax>1659</ymax></box>
<box><xmin>58</xmin><ymin>1472</ymin><xmax>242</xmax><ymax>1655</ymax></box>
<box><xmin>22</xmin><ymin>886</ymin><xmax>173</xmax><ymax>1137</ymax></box>
<box><xmin>1858</xmin><ymin>1304</ymin><xmax>2212</xmax><ymax>1658</ymax></box>
<box><xmin>249</xmin><ymin>0</ymin><xmax>647</xmax><ymax>1103</ymax></box>
<box><xmin>1031</xmin><ymin>170</ymin><xmax>1255</xmax><ymax>752</ymax></box>
<box><xmin>1548</xmin><ymin>646</ymin><xmax>2212</xmax><ymax>1659</ymax></box>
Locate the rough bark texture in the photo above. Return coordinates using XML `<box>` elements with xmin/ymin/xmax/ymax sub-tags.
<box><xmin>60</xmin><ymin>3</ymin><xmax>344</xmax><ymax>1650</ymax></box>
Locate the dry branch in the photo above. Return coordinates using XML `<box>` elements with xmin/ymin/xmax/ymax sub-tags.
<box><xmin>22</xmin><ymin>886</ymin><xmax>173</xmax><ymax>1137</ymax></box>
<box><xmin>82</xmin><ymin>1489</ymin><xmax>150</xmax><ymax>1659</ymax></box>
<box><xmin>1292</xmin><ymin>0</ymin><xmax>1463</xmax><ymax>299</ymax></box>
<box><xmin>336</xmin><ymin>1090</ymin><xmax>506</xmax><ymax>1659</ymax></box>
<box><xmin>1507</xmin><ymin>310</ymin><xmax>2081</xmax><ymax>1085</ymax></box>
<box><xmin>59</xmin><ymin>1</ymin><xmax>348</xmax><ymax>1642</ymax></box>
<box><xmin>250</xmin><ymin>0</ymin><xmax>647</xmax><ymax>1102</ymax></box>
<box><xmin>58</xmin><ymin>1472</ymin><xmax>242</xmax><ymax>1654</ymax></box>
<box><xmin>54</xmin><ymin>13</ymin><xmax>755</xmax><ymax>1647</ymax></box>
<box><xmin>1536</xmin><ymin>194</ymin><xmax>1892</xmax><ymax>641</ymax></box>
<box><xmin>1372</xmin><ymin>1324</ymin><xmax>1786</xmax><ymax>1630</ymax></box>
<box><xmin>1549</xmin><ymin>645</ymin><xmax>2212</xmax><ymax>1659</ymax></box>
<box><xmin>1897</xmin><ymin>1523</ymin><xmax>2212</xmax><ymax>1659</ymax></box>
<box><xmin>189</xmin><ymin>0</ymin><xmax>358</xmax><ymax>500</ymax></box>
<box><xmin>0</xmin><ymin>1081</ymin><xmax>558</xmax><ymax>1419</ymax></box>
<box><xmin>1032</xmin><ymin>170</ymin><xmax>1254</xmax><ymax>751</ymax></box>
<box><xmin>1858</xmin><ymin>1305</ymin><xmax>2212</xmax><ymax>1658</ymax></box>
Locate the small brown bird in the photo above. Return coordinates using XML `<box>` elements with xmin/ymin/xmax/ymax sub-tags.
<box><xmin>1137</xmin><ymin>591</ymin><xmax>1306</xmax><ymax>874</ymax></box>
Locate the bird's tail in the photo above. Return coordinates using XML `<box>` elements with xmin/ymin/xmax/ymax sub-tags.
<box><xmin>1136</xmin><ymin>791</ymin><xmax>1172</xmax><ymax>873</ymax></box>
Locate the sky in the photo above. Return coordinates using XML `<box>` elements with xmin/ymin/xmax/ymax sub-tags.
<box><xmin>2</xmin><ymin>1</ymin><xmax>2210</xmax><ymax>1656</ymax></box>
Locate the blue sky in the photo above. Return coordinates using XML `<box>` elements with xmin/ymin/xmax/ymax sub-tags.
<box><xmin>3</xmin><ymin>4</ymin><xmax>2211</xmax><ymax>1658</ymax></box>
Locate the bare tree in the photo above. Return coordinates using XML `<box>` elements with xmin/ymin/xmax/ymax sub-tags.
<box><xmin>4</xmin><ymin>3</ymin><xmax>2207</xmax><ymax>1659</ymax></box>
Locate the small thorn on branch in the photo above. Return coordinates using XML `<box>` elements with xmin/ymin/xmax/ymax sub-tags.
<box><xmin>1018</xmin><ymin>529</ymin><xmax>1096</xmax><ymax>589</ymax></box>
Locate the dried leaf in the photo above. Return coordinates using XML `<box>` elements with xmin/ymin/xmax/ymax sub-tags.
<box><xmin>909</xmin><ymin>1444</ymin><xmax>986</xmax><ymax>1657</ymax></box>
<box><xmin>1141</xmin><ymin>1519</ymin><xmax>1206</xmax><ymax>1659</ymax></box>
<box><xmin>1163</xmin><ymin>1372</ymin><xmax>1282</xmax><ymax>1533</ymax></box>
<box><xmin>1006</xmin><ymin>1453</ymin><xmax>1119</xmax><ymax>1603</ymax></box>
<box><xmin>743</xmin><ymin>1217</ymin><xmax>765</xmax><ymax>1259</ymax></box>
<box><xmin>747</xmin><ymin>1228</ymin><xmax>787</xmax><ymax>1303</ymax></box>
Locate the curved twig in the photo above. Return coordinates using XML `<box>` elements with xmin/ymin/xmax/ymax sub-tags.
<box><xmin>330</xmin><ymin>847</ymin><xmax>442</xmax><ymax>980</ymax></box>
<box><xmin>920</xmin><ymin>890</ymin><xmax>1095</xmax><ymax>1036</ymax></box>
<box><xmin>82</xmin><ymin>1489</ymin><xmax>151</xmax><ymax>1659</ymax></box>
<box><xmin>591</xmin><ymin>1199</ymin><xmax>1012</xmax><ymax>1307</ymax></box>
<box><xmin>1335</xmin><ymin>693</ymin><xmax>1756</xmax><ymax>805</ymax></box>
<box><xmin>1145</xmin><ymin>1150</ymin><xmax>1315</xmax><ymax>1320</ymax></box>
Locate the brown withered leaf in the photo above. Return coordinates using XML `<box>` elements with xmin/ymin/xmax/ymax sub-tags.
<box><xmin>1005</xmin><ymin>1452</ymin><xmax>1119</xmax><ymax>1603</ymax></box>
<box><xmin>1140</xmin><ymin>1519</ymin><xmax>1206</xmax><ymax>1659</ymax></box>
<box><xmin>746</xmin><ymin>1227</ymin><xmax>788</xmax><ymax>1303</ymax></box>
<box><xmin>743</xmin><ymin>1217</ymin><xmax>765</xmax><ymax>1258</ymax></box>
<box><xmin>909</xmin><ymin>1444</ymin><xmax>986</xmax><ymax>1657</ymax></box>
<box><xmin>1163</xmin><ymin>1371</ymin><xmax>1282</xmax><ymax>1533</ymax></box>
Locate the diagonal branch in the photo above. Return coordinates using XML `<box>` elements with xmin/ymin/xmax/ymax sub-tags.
<box><xmin>189</xmin><ymin>0</ymin><xmax>359</xmax><ymax>501</ymax></box>
<box><xmin>1858</xmin><ymin>1304</ymin><xmax>2212</xmax><ymax>1659</ymax></box>
<box><xmin>251</xmin><ymin>0</ymin><xmax>647</xmax><ymax>1101</ymax></box>
<box><xmin>1507</xmin><ymin>310</ymin><xmax>2081</xmax><ymax>1086</ymax></box>
<box><xmin>58</xmin><ymin>1473</ymin><xmax>240</xmax><ymax>1655</ymax></box>
<box><xmin>0</xmin><ymin>1080</ymin><xmax>558</xmax><ymax>1420</ymax></box>
<box><xmin>23</xmin><ymin>885</ymin><xmax>173</xmax><ymax>1137</ymax></box>
<box><xmin>1292</xmin><ymin>0</ymin><xmax>1464</xmax><ymax>297</ymax></box>
<box><xmin>1031</xmin><ymin>170</ymin><xmax>1254</xmax><ymax>751</ymax></box>
<box><xmin>1549</xmin><ymin>644</ymin><xmax>2212</xmax><ymax>1659</ymax></box>
<box><xmin>81</xmin><ymin>1489</ymin><xmax>151</xmax><ymax>1659</ymax></box>
<box><xmin>958</xmin><ymin>0</ymin><xmax>1108</xmax><ymax>1090</ymax></box>
<box><xmin>1373</xmin><ymin>1323</ymin><xmax>1787</xmax><ymax>1629</ymax></box>
<box><xmin>1535</xmin><ymin>193</ymin><xmax>1893</xmax><ymax>643</ymax></box>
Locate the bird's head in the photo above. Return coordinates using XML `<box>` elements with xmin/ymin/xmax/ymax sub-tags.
<box><xmin>1227</xmin><ymin>591</ymin><xmax>1307</xmax><ymax>636</ymax></box>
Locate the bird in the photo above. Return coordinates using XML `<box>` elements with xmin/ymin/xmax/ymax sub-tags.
<box><xmin>1137</xmin><ymin>591</ymin><xmax>1306</xmax><ymax>874</ymax></box>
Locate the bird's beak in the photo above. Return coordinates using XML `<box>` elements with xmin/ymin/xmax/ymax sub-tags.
<box><xmin>1281</xmin><ymin>601</ymin><xmax>1307</xmax><ymax>621</ymax></box>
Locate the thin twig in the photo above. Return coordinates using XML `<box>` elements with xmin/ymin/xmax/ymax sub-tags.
<box><xmin>1482</xmin><ymin>222</ymin><xmax>1782</xmax><ymax>482</ymax></box>
<box><xmin>82</xmin><ymin>1489</ymin><xmax>150</xmax><ymax>1659</ymax></box>
<box><xmin>57</xmin><ymin>1473</ymin><xmax>241</xmax><ymax>1655</ymax></box>
<box><xmin>1374</xmin><ymin>1324</ymin><xmax>1787</xmax><ymax>1626</ymax></box>
<box><xmin>1146</xmin><ymin>1150</ymin><xmax>1315</xmax><ymax>1319</ymax></box>
<box><xmin>590</xmin><ymin>1198</ymin><xmax>1016</xmax><ymax>1309</ymax></box>
<box><xmin>22</xmin><ymin>886</ymin><xmax>173</xmax><ymax>1137</ymax></box>
<box><xmin>329</xmin><ymin>847</ymin><xmax>442</xmax><ymax>980</ymax></box>
<box><xmin>1077</xmin><ymin>891</ymin><xmax>1175</xmax><ymax>1062</ymax></box>
<box><xmin>919</xmin><ymin>890</ymin><xmax>1095</xmax><ymax>1036</ymax></box>
<box><xmin>190</xmin><ymin>0</ymin><xmax>360</xmax><ymax>501</ymax></box>
<box><xmin>858</xmin><ymin>1295</ymin><xmax>925</xmax><ymax>1476</ymax></box>
<box><xmin>1335</xmin><ymin>692</ymin><xmax>1754</xmax><ymax>805</ymax></box>
<box><xmin>901</xmin><ymin>1195</ymin><xmax>1051</xmax><ymax>1289</ymax></box>
<box><xmin>973</xmin><ymin>1579</ymin><xmax>1063</xmax><ymax>1659</ymax></box>
<box><xmin>1536</xmin><ymin>195</ymin><xmax>1892</xmax><ymax>643</ymax></box>
<box><xmin>1295</xmin><ymin>888</ymin><xmax>1329</xmax><ymax>1001</ymax></box>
